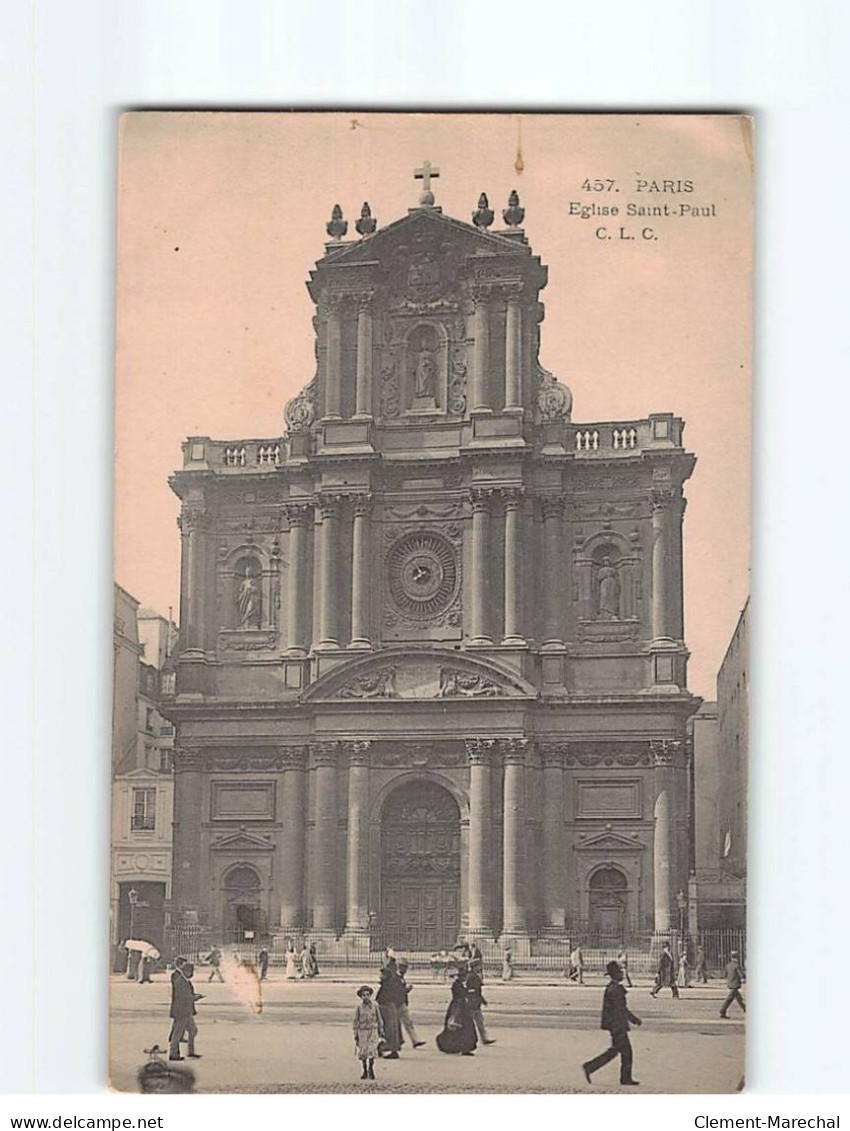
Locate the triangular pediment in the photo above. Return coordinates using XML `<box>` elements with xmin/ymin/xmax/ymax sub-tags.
<box><xmin>304</xmin><ymin>648</ymin><xmax>537</xmax><ymax>703</ymax></box>
<box><xmin>575</xmin><ymin>829</ymin><xmax>645</xmax><ymax>851</ymax></box>
<box><xmin>210</xmin><ymin>827</ymin><xmax>275</xmax><ymax>852</ymax></box>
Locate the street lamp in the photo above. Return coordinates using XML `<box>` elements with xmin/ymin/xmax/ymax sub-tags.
<box><xmin>676</xmin><ymin>889</ymin><xmax>687</xmax><ymax>939</ymax></box>
<box><xmin>128</xmin><ymin>887</ymin><xmax>139</xmax><ymax>939</ymax></box>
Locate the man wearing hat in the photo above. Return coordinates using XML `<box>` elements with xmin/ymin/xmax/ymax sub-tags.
<box><xmin>396</xmin><ymin>961</ymin><xmax>426</xmax><ymax>1048</ymax></box>
<box><xmin>719</xmin><ymin>951</ymin><xmax>746</xmax><ymax>1018</ymax></box>
<box><xmin>582</xmin><ymin>960</ymin><xmax>642</xmax><ymax>1087</ymax></box>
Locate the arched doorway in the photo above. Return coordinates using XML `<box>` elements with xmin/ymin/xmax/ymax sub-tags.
<box><xmin>588</xmin><ymin>866</ymin><xmax>629</xmax><ymax>941</ymax></box>
<box><xmin>380</xmin><ymin>780</ymin><xmax>460</xmax><ymax>952</ymax></box>
<box><xmin>222</xmin><ymin>865</ymin><xmax>264</xmax><ymax>940</ymax></box>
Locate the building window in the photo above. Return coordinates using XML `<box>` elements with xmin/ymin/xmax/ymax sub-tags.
<box><xmin>131</xmin><ymin>788</ymin><xmax>156</xmax><ymax>831</ymax></box>
<box><xmin>159</xmin><ymin>749</ymin><xmax>173</xmax><ymax>773</ymax></box>
<box><xmin>145</xmin><ymin>707</ymin><xmax>155</xmax><ymax>732</ymax></box>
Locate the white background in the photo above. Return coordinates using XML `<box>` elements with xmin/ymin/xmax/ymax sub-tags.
<box><xmin>3</xmin><ymin>0</ymin><xmax>849</xmax><ymax>1119</ymax></box>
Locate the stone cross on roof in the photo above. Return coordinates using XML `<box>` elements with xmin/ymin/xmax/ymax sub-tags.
<box><xmin>414</xmin><ymin>159</ymin><xmax>440</xmax><ymax>207</ymax></box>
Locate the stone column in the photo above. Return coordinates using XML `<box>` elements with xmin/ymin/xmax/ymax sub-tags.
<box><xmin>501</xmin><ymin>739</ymin><xmax>528</xmax><ymax>934</ymax></box>
<box><xmin>651</xmin><ymin>489</ymin><xmax>675</xmax><ymax>641</ymax></box>
<box><xmin>324</xmin><ymin>295</ymin><xmax>343</xmax><ymax>419</ymax></box>
<box><xmin>541</xmin><ymin>496</ymin><xmax>565</xmax><ymax>648</ymax></box>
<box><xmin>172</xmin><ymin>746</ymin><xmax>204</xmax><ymax>919</ymax></box>
<box><xmin>652</xmin><ymin>740</ymin><xmax>679</xmax><ymax>933</ymax></box>
<box><xmin>540</xmin><ymin>743</ymin><xmax>566</xmax><ymax>930</ymax></box>
<box><xmin>466</xmin><ymin>739</ymin><xmax>494</xmax><ymax>933</ymax></box>
<box><xmin>502</xmin><ymin>487</ymin><xmax>525</xmax><ymax>644</ymax></box>
<box><xmin>312</xmin><ymin>742</ymin><xmax>338</xmax><ymax>931</ymax></box>
<box><xmin>350</xmin><ymin>494</ymin><xmax>372</xmax><ymax>649</ymax></box>
<box><xmin>279</xmin><ymin>746</ymin><xmax>307</xmax><ymax>927</ymax></box>
<box><xmin>469</xmin><ymin>488</ymin><xmax>494</xmax><ymax>645</ymax></box>
<box><xmin>354</xmin><ymin>294</ymin><xmax>374</xmax><ymax>418</ymax></box>
<box><xmin>315</xmin><ymin>494</ymin><xmax>342</xmax><ymax>650</ymax></box>
<box><xmin>471</xmin><ymin>287</ymin><xmax>491</xmax><ymax>412</ymax></box>
<box><xmin>345</xmin><ymin>742</ymin><xmax>371</xmax><ymax>932</ymax></box>
<box><xmin>504</xmin><ymin>284</ymin><xmax>523</xmax><ymax>411</ymax></box>
<box><xmin>179</xmin><ymin>504</ymin><xmax>206</xmax><ymax>652</ymax></box>
<box><xmin>283</xmin><ymin>504</ymin><xmax>310</xmax><ymax>655</ymax></box>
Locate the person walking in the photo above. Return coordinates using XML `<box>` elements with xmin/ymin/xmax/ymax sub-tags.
<box><xmin>466</xmin><ymin>962</ymin><xmax>495</xmax><ymax>1045</ymax></box>
<box><xmin>650</xmin><ymin>941</ymin><xmax>679</xmax><ymax>999</ymax></box>
<box><xmin>169</xmin><ymin>962</ymin><xmax>203</xmax><ymax>1061</ymax></box>
<box><xmin>568</xmin><ymin>944</ymin><xmax>584</xmax><ymax>983</ymax></box>
<box><xmin>300</xmin><ymin>941</ymin><xmax>311</xmax><ymax>979</ymax></box>
<box><xmin>206</xmin><ymin>946</ymin><xmax>224</xmax><ymax>983</ymax></box>
<box><xmin>502</xmin><ymin>946</ymin><xmax>514</xmax><ymax>982</ymax></box>
<box><xmin>396</xmin><ymin>961</ymin><xmax>426</xmax><ymax>1048</ymax></box>
<box><xmin>138</xmin><ymin>954</ymin><xmax>153</xmax><ymax>984</ymax></box>
<box><xmin>284</xmin><ymin>939</ymin><xmax>298</xmax><ymax>980</ymax></box>
<box><xmin>352</xmin><ymin>985</ymin><xmax>383</xmax><ymax>1081</ymax></box>
<box><xmin>694</xmin><ymin>944</ymin><xmax>708</xmax><ymax>984</ymax></box>
<box><xmin>719</xmin><ymin>951</ymin><xmax>746</xmax><ymax>1018</ymax></box>
<box><xmin>582</xmin><ymin>960</ymin><xmax>642</xmax><ymax>1087</ymax></box>
<box><xmin>677</xmin><ymin>949</ymin><xmax>691</xmax><ymax>989</ymax></box>
<box><xmin>436</xmin><ymin>966</ymin><xmax>477</xmax><ymax>1056</ymax></box>
<box><xmin>617</xmin><ymin>948</ymin><xmax>633</xmax><ymax>988</ymax></box>
<box><xmin>257</xmin><ymin>947</ymin><xmax>269</xmax><ymax>981</ymax></box>
<box><xmin>375</xmin><ymin>958</ymin><xmax>406</xmax><ymax>1058</ymax></box>
<box><xmin>308</xmin><ymin>942</ymin><xmax>320</xmax><ymax>977</ymax></box>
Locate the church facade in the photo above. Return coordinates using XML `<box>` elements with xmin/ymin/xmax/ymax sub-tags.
<box><xmin>166</xmin><ymin>171</ymin><xmax>699</xmax><ymax>952</ymax></box>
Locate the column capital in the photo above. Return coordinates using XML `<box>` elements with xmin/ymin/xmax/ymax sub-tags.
<box><xmin>540</xmin><ymin>741</ymin><xmax>567</xmax><ymax>769</ymax></box>
<box><xmin>650</xmin><ymin>739</ymin><xmax>682</xmax><ymax>767</ymax></box>
<box><xmin>351</xmin><ymin>493</ymin><xmax>373</xmax><ymax>518</ymax></box>
<box><xmin>499</xmin><ymin>737</ymin><xmax>530</xmax><ymax>765</ymax></box>
<box><xmin>317</xmin><ymin>493</ymin><xmax>344</xmax><ymax>520</ymax></box>
<box><xmin>468</xmin><ymin>486</ymin><xmax>496</xmax><ymax>511</ymax></box>
<box><xmin>470</xmin><ymin>282</ymin><xmax>495</xmax><ymax>305</ymax></box>
<box><xmin>177</xmin><ymin>504</ymin><xmax>208</xmax><ymax>534</ymax></box>
<box><xmin>321</xmin><ymin>291</ymin><xmax>347</xmax><ymax>315</ymax></box>
<box><xmin>312</xmin><ymin>740</ymin><xmax>340</xmax><ymax>768</ymax></box>
<box><xmin>356</xmin><ymin>290</ymin><xmax>375</xmax><ymax>313</ymax></box>
<box><xmin>501</xmin><ymin>485</ymin><xmax>525</xmax><ymax>508</ymax></box>
<box><xmin>280</xmin><ymin>745</ymin><xmax>309</xmax><ymax>771</ymax></box>
<box><xmin>342</xmin><ymin>740</ymin><xmax>372</xmax><ymax>767</ymax></box>
<box><xmin>650</xmin><ymin>487</ymin><xmax>676</xmax><ymax>514</ymax></box>
<box><xmin>540</xmin><ymin>495</ymin><xmax>565</xmax><ymax>521</ymax></box>
<box><xmin>465</xmin><ymin>738</ymin><xmax>497</xmax><ymax>765</ymax></box>
<box><xmin>283</xmin><ymin>502</ymin><xmax>311</xmax><ymax>528</ymax></box>
<box><xmin>502</xmin><ymin>280</ymin><xmax>524</xmax><ymax>303</ymax></box>
<box><xmin>173</xmin><ymin>745</ymin><xmax>205</xmax><ymax>772</ymax></box>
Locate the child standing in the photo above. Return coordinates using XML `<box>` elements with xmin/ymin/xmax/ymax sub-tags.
<box><xmin>353</xmin><ymin>985</ymin><xmax>384</xmax><ymax>1080</ymax></box>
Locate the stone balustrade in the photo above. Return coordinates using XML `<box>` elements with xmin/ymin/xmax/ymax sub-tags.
<box><xmin>571</xmin><ymin>414</ymin><xmax>684</xmax><ymax>456</ymax></box>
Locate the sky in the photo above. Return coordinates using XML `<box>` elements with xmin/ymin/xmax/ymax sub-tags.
<box><xmin>115</xmin><ymin>112</ymin><xmax>751</xmax><ymax>699</ymax></box>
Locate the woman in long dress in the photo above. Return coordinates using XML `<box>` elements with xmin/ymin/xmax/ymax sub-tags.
<box><xmin>284</xmin><ymin>940</ymin><xmax>298</xmax><ymax>980</ymax></box>
<box><xmin>309</xmin><ymin>942</ymin><xmax>320</xmax><ymax>977</ymax></box>
<box><xmin>352</xmin><ymin>985</ymin><xmax>384</xmax><ymax>1081</ymax></box>
<box><xmin>300</xmin><ymin>942</ymin><xmax>311</xmax><ymax>979</ymax></box>
<box><xmin>502</xmin><ymin>946</ymin><xmax>514</xmax><ymax>982</ymax></box>
<box><xmin>436</xmin><ymin>967</ymin><xmax>477</xmax><ymax>1055</ymax></box>
<box><xmin>375</xmin><ymin>960</ymin><xmax>405</xmax><ymax>1058</ymax></box>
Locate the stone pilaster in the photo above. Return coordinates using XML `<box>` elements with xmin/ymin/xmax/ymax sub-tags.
<box><xmin>469</xmin><ymin>488</ymin><xmax>494</xmax><ymax>645</ymax></box>
<box><xmin>279</xmin><ymin>746</ymin><xmax>308</xmax><ymax>927</ymax></box>
<box><xmin>502</xmin><ymin>487</ymin><xmax>525</xmax><ymax>645</ymax></box>
<box><xmin>465</xmin><ymin>739</ymin><xmax>495</xmax><ymax>933</ymax></box>
<box><xmin>349</xmin><ymin>494</ymin><xmax>372</xmax><ymax>649</ymax></box>
<box><xmin>540</xmin><ymin>743</ymin><xmax>566</xmax><ymax>931</ymax></box>
<box><xmin>315</xmin><ymin>494</ymin><xmax>342</xmax><ymax>650</ymax></box>
<box><xmin>178</xmin><ymin>504</ymin><xmax>207</xmax><ymax>653</ymax></box>
<box><xmin>354</xmin><ymin>294</ymin><xmax>374</xmax><ymax>418</ymax></box>
<box><xmin>652</xmin><ymin>740</ymin><xmax>680</xmax><ymax>933</ymax></box>
<box><xmin>172</xmin><ymin>746</ymin><xmax>204</xmax><ymax>919</ymax></box>
<box><xmin>651</xmin><ymin>489</ymin><xmax>675</xmax><ymax>642</ymax></box>
<box><xmin>540</xmin><ymin>496</ymin><xmax>565</xmax><ymax>648</ymax></box>
<box><xmin>283</xmin><ymin>504</ymin><xmax>310</xmax><ymax>655</ymax></box>
<box><xmin>501</xmin><ymin>738</ymin><xmax>528</xmax><ymax>934</ymax></box>
<box><xmin>344</xmin><ymin>742</ymin><xmax>371</xmax><ymax>931</ymax></box>
<box><xmin>324</xmin><ymin>294</ymin><xmax>343</xmax><ymax>419</ymax></box>
<box><xmin>311</xmin><ymin>741</ymin><xmax>339</xmax><ymax>931</ymax></box>
<box><xmin>504</xmin><ymin>283</ymin><xmax>523</xmax><ymax>411</ymax></box>
<box><xmin>471</xmin><ymin>286</ymin><xmax>491</xmax><ymax>412</ymax></box>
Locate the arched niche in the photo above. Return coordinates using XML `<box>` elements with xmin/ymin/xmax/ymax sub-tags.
<box><xmin>402</xmin><ymin>320</ymin><xmax>449</xmax><ymax>413</ymax></box>
<box><xmin>218</xmin><ymin>545</ymin><xmax>274</xmax><ymax>632</ymax></box>
<box><xmin>574</xmin><ymin>529</ymin><xmax>642</xmax><ymax>623</ymax></box>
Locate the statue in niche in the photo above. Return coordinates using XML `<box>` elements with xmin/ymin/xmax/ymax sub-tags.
<box><xmin>413</xmin><ymin>347</ymin><xmax>437</xmax><ymax>401</ymax></box>
<box><xmin>596</xmin><ymin>556</ymin><xmax>621</xmax><ymax>619</ymax></box>
<box><xmin>236</xmin><ymin>564</ymin><xmax>261</xmax><ymax>629</ymax></box>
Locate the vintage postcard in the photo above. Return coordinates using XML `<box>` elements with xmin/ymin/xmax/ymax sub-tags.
<box><xmin>111</xmin><ymin>111</ymin><xmax>751</xmax><ymax>1093</ymax></box>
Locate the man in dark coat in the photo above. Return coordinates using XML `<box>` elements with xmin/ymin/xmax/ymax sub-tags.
<box><xmin>719</xmin><ymin>950</ymin><xmax>746</xmax><ymax>1017</ymax></box>
<box><xmin>376</xmin><ymin>959</ymin><xmax>406</xmax><ymax>1058</ymax></box>
<box><xmin>650</xmin><ymin>941</ymin><xmax>679</xmax><ymax>998</ymax></box>
<box><xmin>258</xmin><ymin>947</ymin><xmax>269</xmax><ymax>981</ymax></box>
<box><xmin>169</xmin><ymin>961</ymin><xmax>203</xmax><ymax>1060</ymax></box>
<box><xmin>582</xmin><ymin>960</ymin><xmax>642</xmax><ymax>1086</ymax></box>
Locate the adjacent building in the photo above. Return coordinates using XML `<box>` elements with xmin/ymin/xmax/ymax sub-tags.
<box><xmin>165</xmin><ymin>172</ymin><xmax>701</xmax><ymax>952</ymax></box>
<box><xmin>111</xmin><ymin>586</ymin><xmax>178</xmax><ymax>951</ymax></box>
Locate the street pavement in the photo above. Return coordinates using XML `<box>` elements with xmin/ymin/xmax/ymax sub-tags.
<box><xmin>110</xmin><ymin>968</ymin><xmax>745</xmax><ymax>1094</ymax></box>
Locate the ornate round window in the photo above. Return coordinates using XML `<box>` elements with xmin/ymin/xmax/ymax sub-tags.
<box><xmin>386</xmin><ymin>531</ymin><xmax>459</xmax><ymax>620</ymax></box>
